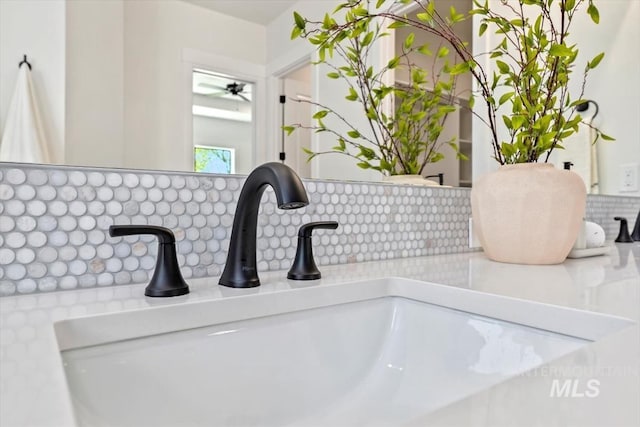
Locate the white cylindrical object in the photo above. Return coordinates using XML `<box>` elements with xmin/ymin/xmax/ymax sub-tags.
<box><xmin>584</xmin><ymin>221</ymin><xmax>605</xmax><ymax>248</ymax></box>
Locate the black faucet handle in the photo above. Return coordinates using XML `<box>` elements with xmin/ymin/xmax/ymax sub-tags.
<box><xmin>108</xmin><ymin>225</ymin><xmax>189</xmax><ymax>297</ymax></box>
<box><xmin>614</xmin><ymin>217</ymin><xmax>633</xmax><ymax>243</ymax></box>
<box><xmin>297</xmin><ymin>221</ymin><xmax>339</xmax><ymax>238</ymax></box>
<box><xmin>288</xmin><ymin>221</ymin><xmax>339</xmax><ymax>280</ymax></box>
<box><xmin>631</xmin><ymin>210</ymin><xmax>640</xmax><ymax>241</ymax></box>
<box><xmin>109</xmin><ymin>225</ymin><xmax>175</xmax><ymax>243</ymax></box>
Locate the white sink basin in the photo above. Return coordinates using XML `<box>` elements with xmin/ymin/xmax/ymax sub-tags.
<box><xmin>55</xmin><ymin>278</ymin><xmax>633</xmax><ymax>426</ymax></box>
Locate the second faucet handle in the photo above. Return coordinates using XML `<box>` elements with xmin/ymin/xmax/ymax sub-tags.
<box><xmin>288</xmin><ymin>221</ymin><xmax>339</xmax><ymax>280</ymax></box>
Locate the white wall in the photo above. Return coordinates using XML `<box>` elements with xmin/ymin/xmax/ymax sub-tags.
<box><xmin>123</xmin><ymin>0</ymin><xmax>266</xmax><ymax>172</ymax></box>
<box><xmin>266</xmin><ymin>0</ymin><xmax>381</xmax><ymax>182</ymax></box>
<box><xmin>472</xmin><ymin>0</ymin><xmax>640</xmax><ymax>197</ymax></box>
<box><xmin>65</xmin><ymin>0</ymin><xmax>124</xmax><ymax>168</ymax></box>
<box><xmin>0</xmin><ymin>0</ymin><xmax>66</xmax><ymax>164</ymax></box>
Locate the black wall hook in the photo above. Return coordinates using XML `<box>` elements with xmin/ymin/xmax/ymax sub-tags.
<box><xmin>576</xmin><ymin>99</ymin><xmax>599</xmax><ymax>120</ymax></box>
<box><xmin>18</xmin><ymin>54</ymin><xmax>32</xmax><ymax>70</ymax></box>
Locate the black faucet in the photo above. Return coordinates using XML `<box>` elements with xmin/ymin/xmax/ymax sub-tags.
<box><xmin>425</xmin><ymin>173</ymin><xmax>444</xmax><ymax>186</ymax></box>
<box><xmin>631</xmin><ymin>209</ymin><xmax>640</xmax><ymax>241</ymax></box>
<box><xmin>219</xmin><ymin>162</ymin><xmax>309</xmax><ymax>288</ymax></box>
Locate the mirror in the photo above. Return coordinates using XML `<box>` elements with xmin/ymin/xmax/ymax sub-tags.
<box><xmin>192</xmin><ymin>69</ymin><xmax>254</xmax><ymax>175</ymax></box>
<box><xmin>0</xmin><ymin>0</ymin><xmax>637</xmax><ymax>197</ymax></box>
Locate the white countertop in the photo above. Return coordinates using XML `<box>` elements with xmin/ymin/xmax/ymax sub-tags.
<box><xmin>1</xmin><ymin>243</ymin><xmax>638</xmax><ymax>427</ymax></box>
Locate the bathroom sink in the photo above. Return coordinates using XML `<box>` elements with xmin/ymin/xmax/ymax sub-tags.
<box><xmin>55</xmin><ymin>278</ymin><xmax>633</xmax><ymax>426</ymax></box>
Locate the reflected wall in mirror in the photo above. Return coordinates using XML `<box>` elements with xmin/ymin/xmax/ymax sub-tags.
<box><xmin>192</xmin><ymin>69</ymin><xmax>254</xmax><ymax>175</ymax></box>
<box><xmin>0</xmin><ymin>0</ymin><xmax>638</xmax><ymax>197</ymax></box>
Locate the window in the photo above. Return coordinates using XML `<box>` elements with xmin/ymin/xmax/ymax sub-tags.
<box><xmin>194</xmin><ymin>146</ymin><xmax>235</xmax><ymax>174</ymax></box>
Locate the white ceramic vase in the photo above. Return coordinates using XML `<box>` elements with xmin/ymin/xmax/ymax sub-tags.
<box><xmin>471</xmin><ymin>163</ymin><xmax>586</xmax><ymax>265</ymax></box>
<box><xmin>382</xmin><ymin>175</ymin><xmax>441</xmax><ymax>186</ymax></box>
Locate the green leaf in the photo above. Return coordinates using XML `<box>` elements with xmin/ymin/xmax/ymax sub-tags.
<box><xmin>282</xmin><ymin>125</ymin><xmax>295</xmax><ymax>136</ymax></box>
<box><xmin>600</xmin><ymin>133</ymin><xmax>615</xmax><ymax>141</ymax></box>
<box><xmin>387</xmin><ymin>21</ymin><xmax>407</xmax><ymax>29</ymax></box>
<box><xmin>346</xmin><ymin>87</ymin><xmax>358</xmax><ymax>101</ymax></box>
<box><xmin>404</xmin><ymin>33</ymin><xmax>415</xmax><ymax>49</ymax></box>
<box><xmin>498</xmin><ymin>91</ymin><xmax>514</xmax><ymax>105</ymax></box>
<box><xmin>496</xmin><ymin>60</ymin><xmax>510</xmax><ymax>74</ymax></box>
<box><xmin>511</xmin><ymin>115</ymin><xmax>526</xmax><ymax>130</ymax></box>
<box><xmin>437</xmin><ymin>46</ymin><xmax>450</xmax><ymax>58</ymax></box>
<box><xmin>322</xmin><ymin>13</ymin><xmax>331</xmax><ymax>29</ymax></box>
<box><xmin>449</xmin><ymin>6</ymin><xmax>464</xmax><ymax>23</ymax></box>
<box><xmin>449</xmin><ymin>62</ymin><xmax>470</xmax><ymax>76</ymax></box>
<box><xmin>430</xmin><ymin>152</ymin><xmax>444</xmax><ymax>163</ymax></box>
<box><xmin>500</xmin><ymin>142</ymin><xmax>516</xmax><ymax>158</ymax></box>
<box><xmin>293</xmin><ymin>11</ymin><xmax>306</xmax><ymax>30</ymax></box>
<box><xmin>387</xmin><ymin>57</ymin><xmax>400</xmax><ymax>69</ymax></box>
<box><xmin>290</xmin><ymin>26</ymin><xmax>302</xmax><ymax>40</ymax></box>
<box><xmin>416</xmin><ymin>12</ymin><xmax>431</xmax><ymax>22</ymax></box>
<box><xmin>353</xmin><ymin>7</ymin><xmax>368</xmax><ymax>17</ymax></box>
<box><xmin>347</xmin><ymin>130</ymin><xmax>361</xmax><ymax>138</ymax></box>
<box><xmin>359</xmin><ymin>146</ymin><xmax>376</xmax><ymax>160</ymax></box>
<box><xmin>587</xmin><ymin>3</ymin><xmax>600</xmax><ymax>24</ymax></box>
<box><xmin>326</xmin><ymin>72</ymin><xmax>340</xmax><ymax>79</ymax></box>
<box><xmin>479</xmin><ymin>22</ymin><xmax>488</xmax><ymax>36</ymax></box>
<box><xmin>313</xmin><ymin>110</ymin><xmax>328</xmax><ymax>119</ymax></box>
<box><xmin>588</xmin><ymin>52</ymin><xmax>605</xmax><ymax>69</ymax></box>
<box><xmin>549</xmin><ymin>43</ymin><xmax>573</xmax><ymax>57</ymax></box>
<box><xmin>417</xmin><ymin>44</ymin><xmax>431</xmax><ymax>55</ymax></box>
<box><xmin>357</xmin><ymin>162</ymin><xmax>371</xmax><ymax>169</ymax></box>
<box><xmin>362</xmin><ymin>31</ymin><xmax>374</xmax><ymax>47</ymax></box>
<box><xmin>376</xmin><ymin>0</ymin><xmax>386</xmax><ymax>9</ymax></box>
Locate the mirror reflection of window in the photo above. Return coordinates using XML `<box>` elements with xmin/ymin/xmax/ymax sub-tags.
<box><xmin>194</xmin><ymin>145</ymin><xmax>235</xmax><ymax>174</ymax></box>
<box><xmin>192</xmin><ymin>69</ymin><xmax>254</xmax><ymax>174</ymax></box>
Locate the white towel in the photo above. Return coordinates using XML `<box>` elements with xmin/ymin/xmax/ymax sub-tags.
<box><xmin>589</xmin><ymin>124</ymin><xmax>599</xmax><ymax>194</ymax></box>
<box><xmin>0</xmin><ymin>65</ymin><xmax>50</xmax><ymax>163</ymax></box>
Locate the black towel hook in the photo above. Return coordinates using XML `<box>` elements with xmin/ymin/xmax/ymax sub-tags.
<box><xmin>576</xmin><ymin>99</ymin><xmax>599</xmax><ymax>120</ymax></box>
<box><xmin>18</xmin><ymin>54</ymin><xmax>32</xmax><ymax>70</ymax></box>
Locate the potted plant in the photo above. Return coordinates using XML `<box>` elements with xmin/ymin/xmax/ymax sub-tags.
<box><xmin>287</xmin><ymin>2</ymin><xmax>467</xmax><ymax>184</ymax></box>
<box><xmin>293</xmin><ymin>0</ymin><xmax>610</xmax><ymax>264</ymax></box>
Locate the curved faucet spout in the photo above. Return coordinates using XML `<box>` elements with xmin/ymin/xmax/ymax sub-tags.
<box><xmin>219</xmin><ymin>162</ymin><xmax>309</xmax><ymax>288</ymax></box>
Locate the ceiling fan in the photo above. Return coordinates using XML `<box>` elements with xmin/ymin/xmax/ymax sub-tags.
<box><xmin>198</xmin><ymin>81</ymin><xmax>251</xmax><ymax>102</ymax></box>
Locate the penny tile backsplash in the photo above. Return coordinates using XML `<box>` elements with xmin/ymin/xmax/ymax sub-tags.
<box><xmin>1</xmin><ymin>163</ymin><xmax>638</xmax><ymax>296</ymax></box>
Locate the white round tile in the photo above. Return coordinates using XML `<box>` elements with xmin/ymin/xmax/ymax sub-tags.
<box><xmin>37</xmin><ymin>247</ymin><xmax>58</xmax><ymax>263</ymax></box>
<box><xmin>17</xmin><ymin>279</ymin><xmax>37</xmax><ymax>294</ymax></box>
<box><xmin>106</xmin><ymin>173</ymin><xmax>123</xmax><ymax>187</ymax></box>
<box><xmin>5</xmin><ymin>232</ymin><xmax>26</xmax><ymax>249</ymax></box>
<box><xmin>0</xmin><ymin>217</ymin><xmax>15</xmax><ymax>232</ymax></box>
<box><xmin>6</xmin><ymin>169</ymin><xmax>27</xmax><ymax>185</ymax></box>
<box><xmin>49</xmin><ymin>171</ymin><xmax>68</xmax><ymax>186</ymax></box>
